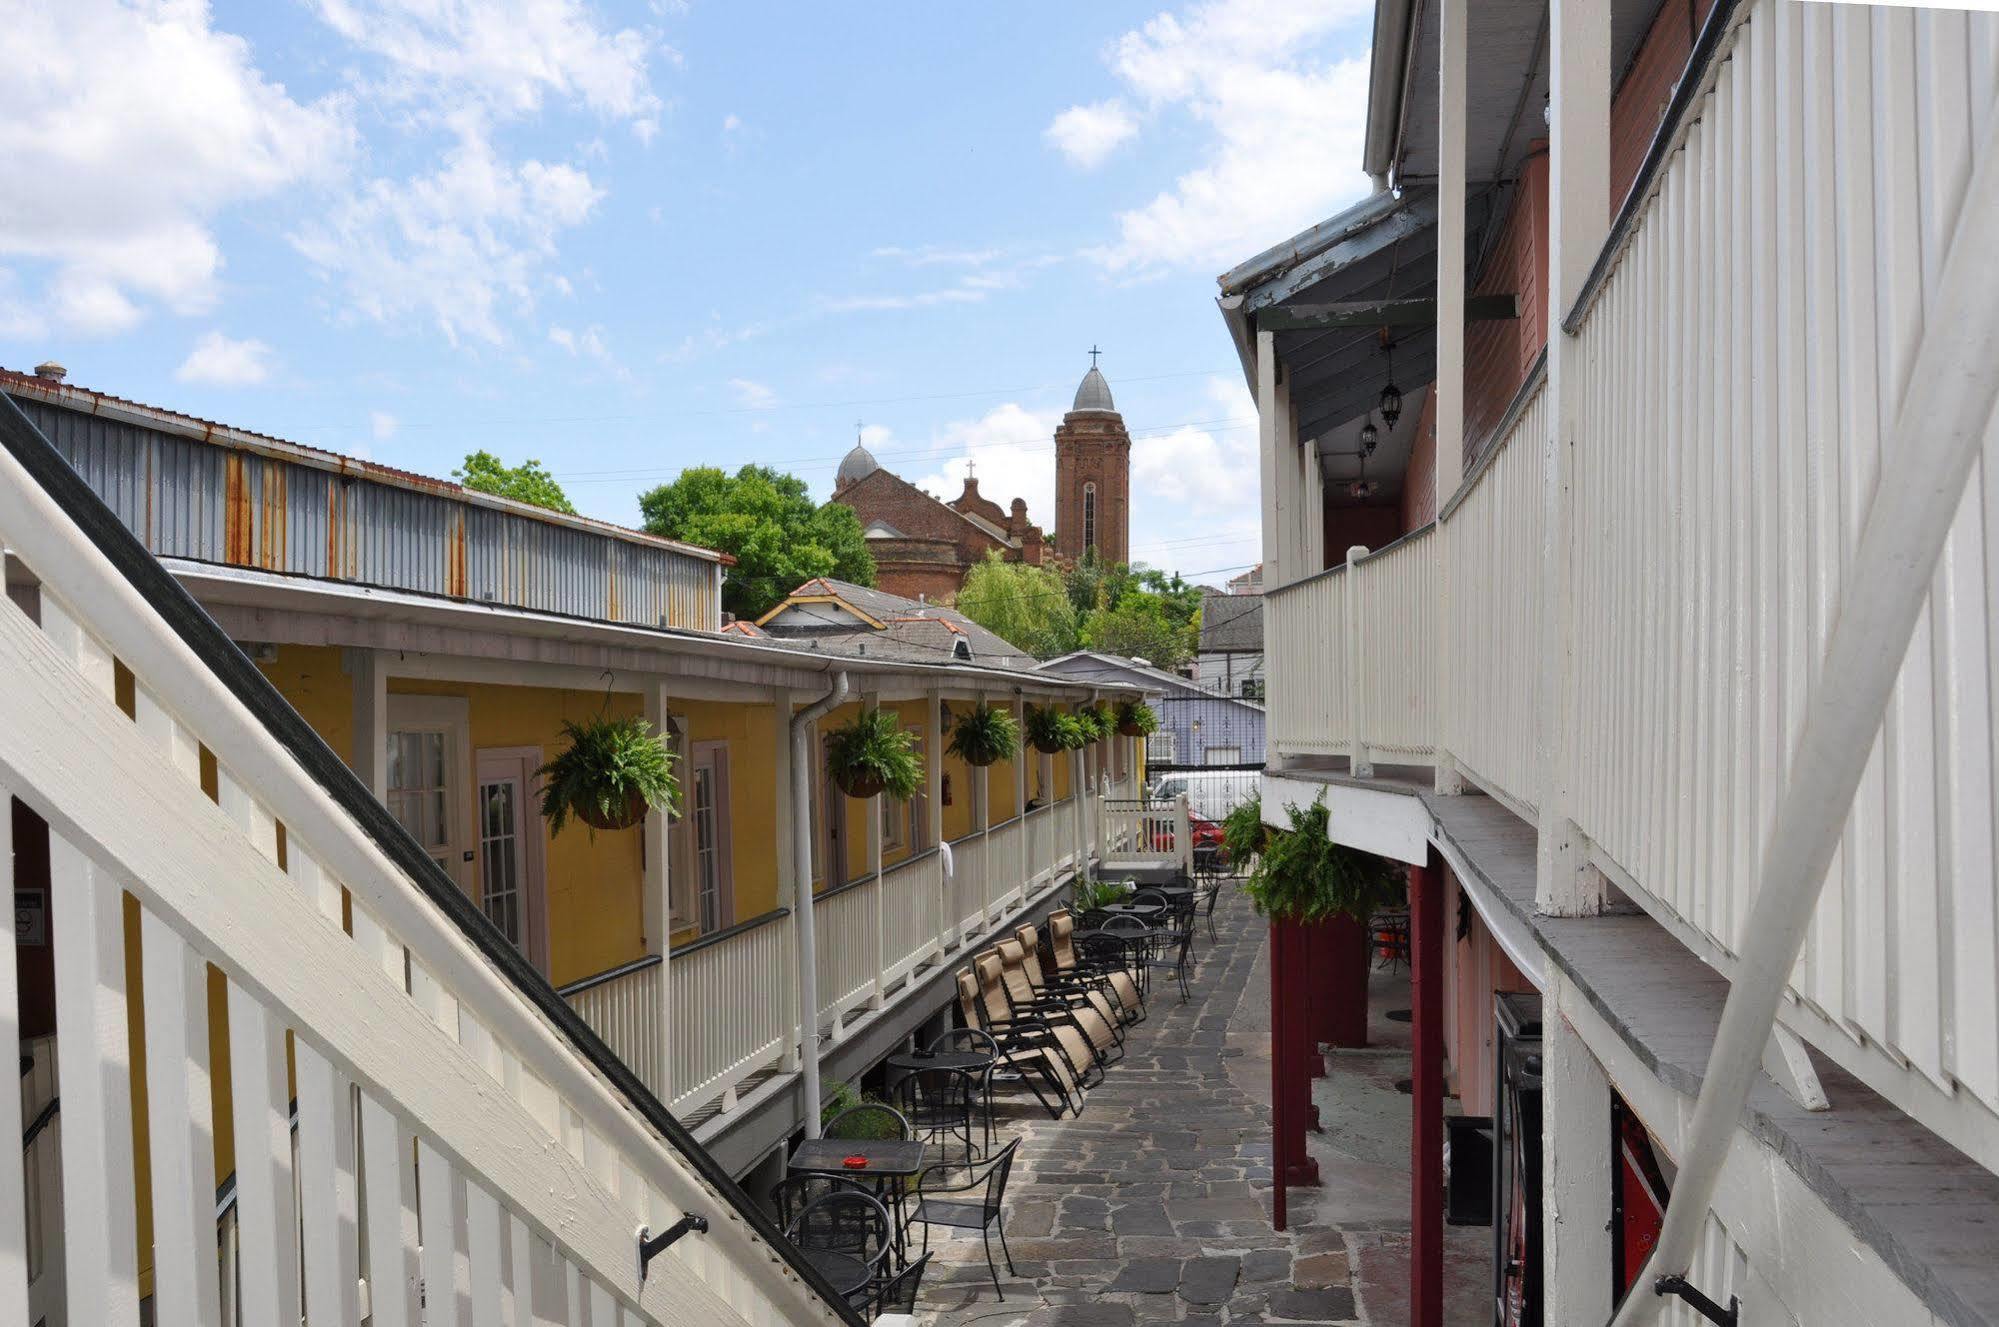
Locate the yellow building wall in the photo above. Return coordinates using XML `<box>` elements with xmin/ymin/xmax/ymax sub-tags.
<box><xmin>815</xmin><ymin>699</ymin><xmax>939</xmax><ymax>884</ymax></box>
<box><xmin>674</xmin><ymin>696</ymin><xmax>783</xmax><ymax>928</ymax></box>
<box><xmin>257</xmin><ymin>644</ymin><xmax>356</xmax><ymax>766</ymax></box>
<box><xmin>987</xmin><ymin>748</ymin><xmax>1019</xmax><ymax>824</ymax></box>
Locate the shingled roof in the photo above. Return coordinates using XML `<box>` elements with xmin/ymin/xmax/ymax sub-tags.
<box><xmin>1198</xmin><ymin>592</ymin><xmax>1264</xmax><ymax>654</ymax></box>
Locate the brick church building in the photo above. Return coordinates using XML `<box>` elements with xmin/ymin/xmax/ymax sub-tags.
<box><xmin>830</xmin><ymin>356</ymin><xmax>1131</xmax><ymax>602</ymax></box>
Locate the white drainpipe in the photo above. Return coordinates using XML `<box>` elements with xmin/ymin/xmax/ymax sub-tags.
<box><xmin>790</xmin><ymin>671</ymin><xmax>848</xmax><ymax>1139</ymax></box>
<box><xmin>1612</xmin><ymin>107</ymin><xmax>1999</xmax><ymax>1325</ymax></box>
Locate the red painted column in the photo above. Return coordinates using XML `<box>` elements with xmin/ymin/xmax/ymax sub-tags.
<box><xmin>1271</xmin><ymin>920</ymin><xmax>1289</xmax><ymax>1232</ymax></box>
<box><xmin>1408</xmin><ymin>848</ymin><xmax>1445</xmax><ymax>1327</ymax></box>
<box><xmin>1320</xmin><ymin>912</ymin><xmax>1371</xmax><ymax>1049</ymax></box>
<box><xmin>1270</xmin><ymin>919</ymin><xmax>1321</xmax><ymax>1233</ymax></box>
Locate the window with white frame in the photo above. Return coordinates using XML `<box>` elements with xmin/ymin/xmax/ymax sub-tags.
<box><xmin>1148</xmin><ymin>730</ymin><xmax>1178</xmax><ymax>764</ymax></box>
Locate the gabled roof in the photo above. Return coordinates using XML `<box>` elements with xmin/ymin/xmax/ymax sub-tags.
<box><xmin>1199</xmin><ymin>593</ymin><xmax>1264</xmax><ymax>654</ymax></box>
<box><xmin>1038</xmin><ymin>650</ymin><xmax>1268</xmax><ymax>715</ymax></box>
<box><xmin>758</xmin><ymin>577</ymin><xmax>1046</xmax><ymax>674</ymax></box>
<box><xmin>832</xmin><ymin>465</ymin><xmax>1020</xmax><ymax>550</ymax></box>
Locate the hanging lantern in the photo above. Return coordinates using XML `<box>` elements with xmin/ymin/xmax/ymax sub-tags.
<box><xmin>1379</xmin><ymin>380</ymin><xmax>1403</xmax><ymax>430</ymax></box>
<box><xmin>1359</xmin><ymin>418</ymin><xmax>1379</xmax><ymax>454</ymax></box>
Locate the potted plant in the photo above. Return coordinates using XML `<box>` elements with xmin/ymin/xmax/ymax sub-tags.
<box><xmin>947</xmin><ymin>702</ymin><xmax>1019</xmax><ymax>768</ymax></box>
<box><xmin>1025</xmin><ymin>705</ymin><xmax>1082</xmax><ymax>755</ymax></box>
<box><xmin>536</xmin><ymin>715</ymin><xmax>678</xmax><ymax>835</ymax></box>
<box><xmin>1221</xmin><ymin>793</ymin><xmax>1267</xmax><ymax>867</ymax></box>
<box><xmin>1072</xmin><ymin>874</ymin><xmax>1134</xmax><ymax>911</ymax></box>
<box><xmin>1240</xmin><ymin>793</ymin><xmax>1403</xmax><ymax>923</ymax></box>
<box><xmin>824</xmin><ymin>706</ymin><xmax>924</xmax><ymax>800</ymax></box>
<box><xmin>1114</xmin><ymin>698</ymin><xmax>1158</xmax><ymax>738</ymax></box>
<box><xmin>1075</xmin><ymin>704</ymin><xmax>1113</xmax><ymax>744</ymax></box>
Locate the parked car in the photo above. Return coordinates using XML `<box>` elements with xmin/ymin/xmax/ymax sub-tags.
<box><xmin>1146</xmin><ymin>769</ymin><xmax>1257</xmax><ymax>825</ymax></box>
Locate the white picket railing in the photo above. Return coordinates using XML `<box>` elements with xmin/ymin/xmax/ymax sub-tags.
<box><xmin>1026</xmin><ymin>805</ymin><xmax>1056</xmax><ymax>890</ymax></box>
<box><xmin>1100</xmin><ymin>796</ymin><xmax>1191</xmax><ymax>871</ymax></box>
<box><xmin>879</xmin><ymin>850</ymin><xmax>946</xmax><ymax>988</ymax></box>
<box><xmin>1263</xmin><ymin>0</ymin><xmax>1999</xmax><ymax>1173</ymax></box>
<box><xmin>985</xmin><ymin>816</ymin><xmax>1026</xmax><ymax>918</ymax></box>
<box><xmin>0</xmin><ymin>515</ymin><xmax>848</xmax><ymax>1327</ymax></box>
<box><xmin>667</xmin><ymin>912</ymin><xmax>796</xmax><ymax>1118</ymax></box>
<box><xmin>1266</xmin><ymin>566</ymin><xmax>1348</xmax><ymax>760</ymax></box>
<box><xmin>949</xmin><ymin>832</ymin><xmax>989</xmax><ymax>942</ymax></box>
<box><xmin>813</xmin><ymin>877</ymin><xmax>881</xmax><ymax>1035</ymax></box>
<box><xmin>562</xmin><ymin>957</ymin><xmax>667</xmax><ymax>1103</ymax></box>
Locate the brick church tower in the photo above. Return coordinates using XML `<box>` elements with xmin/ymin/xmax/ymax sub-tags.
<box><xmin>1054</xmin><ymin>352</ymin><xmax>1130</xmax><ymax>566</ymax></box>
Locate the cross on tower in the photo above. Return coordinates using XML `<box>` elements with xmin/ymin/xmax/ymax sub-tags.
<box><xmin>1089</xmin><ymin>345</ymin><xmax>1102</xmax><ymax>368</ymax></box>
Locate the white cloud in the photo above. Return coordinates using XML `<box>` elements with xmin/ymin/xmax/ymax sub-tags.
<box><xmin>870</xmin><ymin>245</ymin><xmax>1005</xmax><ymax>268</ymax></box>
<box><xmin>294</xmin><ymin>128</ymin><xmax>606</xmax><ymax>344</ymax></box>
<box><xmin>0</xmin><ymin>0</ymin><xmax>350</xmax><ymax>335</ymax></box>
<box><xmin>908</xmin><ymin>403</ymin><xmax>1066</xmax><ymax>523</ymax></box>
<box><xmin>722</xmin><ymin>113</ymin><xmax>742</xmax><ymax>133</ymax></box>
<box><xmin>728</xmin><ymin>377</ymin><xmax>777</xmax><ymax>410</ymax></box>
<box><xmin>1045</xmin><ymin>100</ymin><xmax>1138</xmax><ymax>168</ymax></box>
<box><xmin>175</xmin><ymin>331</ymin><xmax>277</xmax><ymax>386</ymax></box>
<box><xmin>370</xmin><ymin>410</ymin><xmax>399</xmax><ymax>440</ymax></box>
<box><xmin>311</xmin><ymin>0</ymin><xmax>663</xmax><ymax>135</ymax></box>
<box><xmin>817</xmin><ymin>287</ymin><xmax>989</xmax><ymax>314</ymax></box>
<box><xmin>1070</xmin><ymin>0</ymin><xmax>1374</xmax><ymax>274</ymax></box>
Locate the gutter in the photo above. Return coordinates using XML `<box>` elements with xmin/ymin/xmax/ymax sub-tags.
<box><xmin>789</xmin><ymin>672</ymin><xmax>850</xmax><ymax>1138</ymax></box>
<box><xmin>1363</xmin><ymin>0</ymin><xmax>1419</xmax><ymax>182</ymax></box>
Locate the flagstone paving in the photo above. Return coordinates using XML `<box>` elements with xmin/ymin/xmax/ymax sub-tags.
<box><xmin>912</xmin><ymin>889</ymin><xmax>1484</xmax><ymax>1326</ymax></box>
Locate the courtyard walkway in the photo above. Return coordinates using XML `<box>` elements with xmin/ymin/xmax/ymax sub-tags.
<box><xmin>913</xmin><ymin>889</ymin><xmax>1485</xmax><ymax>1326</ymax></box>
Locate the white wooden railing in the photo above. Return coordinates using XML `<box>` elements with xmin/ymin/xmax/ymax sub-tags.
<box><xmin>562</xmin><ymin>956</ymin><xmax>668</xmax><ymax>1102</ymax></box>
<box><xmin>1263</xmin><ymin>0</ymin><xmax>1999</xmax><ymax>1173</ymax></box>
<box><xmin>1026</xmin><ymin>805</ymin><xmax>1056</xmax><ymax>890</ymax></box>
<box><xmin>879</xmin><ymin>850</ymin><xmax>946</xmax><ymax>987</ymax></box>
<box><xmin>667</xmin><ymin>912</ymin><xmax>796</xmax><ymax>1117</ymax></box>
<box><xmin>814</xmin><ymin>877</ymin><xmax>880</xmax><ymax>1035</ymax></box>
<box><xmin>984</xmin><ymin>816</ymin><xmax>1026</xmax><ymax>918</ymax></box>
<box><xmin>1099</xmin><ymin>796</ymin><xmax>1192</xmax><ymax>871</ymax></box>
<box><xmin>949</xmin><ymin>832</ymin><xmax>989</xmax><ymax>943</ymax></box>
<box><xmin>0</xmin><ymin>434</ymin><xmax>850</xmax><ymax>1325</ymax></box>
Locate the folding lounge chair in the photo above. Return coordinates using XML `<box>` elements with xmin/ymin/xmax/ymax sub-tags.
<box><xmin>1049</xmin><ymin>908</ymin><xmax>1143</xmax><ymax>1024</ymax></box>
<box><xmin>992</xmin><ymin>938</ymin><xmax>1108</xmax><ymax>1085</ymax></box>
<box><xmin>1011</xmin><ymin>923</ymin><xmax>1124</xmax><ymax>1058</ymax></box>
<box><xmin>955</xmin><ymin>967</ymin><xmax>1079</xmax><ymax>1119</ymax></box>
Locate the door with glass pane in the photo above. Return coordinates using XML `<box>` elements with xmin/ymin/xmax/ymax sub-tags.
<box><xmin>476</xmin><ymin>747</ymin><xmax>548</xmax><ymax>972</ymax></box>
<box><xmin>688</xmin><ymin>741</ymin><xmax>733</xmax><ymax>934</ymax></box>
<box><xmin>386</xmin><ymin>695</ymin><xmax>473</xmax><ymax>895</ymax></box>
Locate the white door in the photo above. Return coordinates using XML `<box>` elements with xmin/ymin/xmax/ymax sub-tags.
<box><xmin>387</xmin><ymin>695</ymin><xmax>474</xmax><ymax>895</ymax></box>
<box><xmin>688</xmin><ymin>742</ymin><xmax>733</xmax><ymax>933</ymax></box>
<box><xmin>477</xmin><ymin>747</ymin><xmax>548</xmax><ymax>972</ymax></box>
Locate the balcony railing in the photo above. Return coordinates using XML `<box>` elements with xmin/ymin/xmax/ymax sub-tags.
<box><xmin>1264</xmin><ymin>0</ymin><xmax>1999</xmax><ymax>1173</ymax></box>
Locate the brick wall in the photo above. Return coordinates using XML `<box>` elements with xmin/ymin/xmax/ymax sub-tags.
<box><xmin>1323</xmin><ymin>505</ymin><xmax>1405</xmax><ymax>565</ymax></box>
<box><xmin>1611</xmin><ymin>0</ymin><xmax>1717</xmax><ymax>211</ymax></box>
<box><xmin>1400</xmin><ymin>389</ymin><xmax>1440</xmax><ymax>531</ymax></box>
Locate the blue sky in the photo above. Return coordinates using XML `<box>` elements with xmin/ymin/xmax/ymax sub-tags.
<box><xmin>1</xmin><ymin>0</ymin><xmax>1375</xmax><ymax>583</ymax></box>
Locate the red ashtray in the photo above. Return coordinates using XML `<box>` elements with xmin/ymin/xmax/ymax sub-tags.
<box><xmin>841</xmin><ymin>1155</ymin><xmax>869</xmax><ymax>1169</ymax></box>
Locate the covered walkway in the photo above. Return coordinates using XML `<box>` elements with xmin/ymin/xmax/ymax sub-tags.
<box><xmin>916</xmin><ymin>890</ymin><xmax>1484</xmax><ymax>1325</ymax></box>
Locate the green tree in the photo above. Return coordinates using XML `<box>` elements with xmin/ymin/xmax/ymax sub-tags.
<box><xmin>1079</xmin><ymin>589</ymin><xmax>1193</xmax><ymax>668</ymax></box>
<box><xmin>956</xmin><ymin>552</ymin><xmax>1080</xmax><ymax>659</ymax></box>
<box><xmin>454</xmin><ymin>451</ymin><xmax>576</xmax><ymax>514</ymax></box>
<box><xmin>637</xmin><ymin>465</ymin><xmax>874</xmax><ymax>619</ymax></box>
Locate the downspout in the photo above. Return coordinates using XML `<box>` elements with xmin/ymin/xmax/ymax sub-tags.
<box><xmin>1611</xmin><ymin>99</ymin><xmax>1999</xmax><ymax>1325</ymax></box>
<box><xmin>791</xmin><ymin>671</ymin><xmax>848</xmax><ymax>1139</ymax></box>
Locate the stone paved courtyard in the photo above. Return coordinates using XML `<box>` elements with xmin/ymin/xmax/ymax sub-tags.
<box><xmin>910</xmin><ymin>889</ymin><xmax>1485</xmax><ymax>1326</ymax></box>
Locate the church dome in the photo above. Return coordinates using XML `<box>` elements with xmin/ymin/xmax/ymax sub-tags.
<box><xmin>1072</xmin><ymin>364</ymin><xmax>1116</xmax><ymax>414</ymax></box>
<box><xmin>837</xmin><ymin>439</ymin><xmax>881</xmax><ymax>488</ymax></box>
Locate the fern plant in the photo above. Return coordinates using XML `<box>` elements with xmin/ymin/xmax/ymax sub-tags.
<box><xmin>1072</xmin><ymin>874</ymin><xmax>1134</xmax><ymax>911</ymax></box>
<box><xmin>1026</xmin><ymin>705</ymin><xmax>1084</xmax><ymax>754</ymax></box>
<box><xmin>824</xmin><ymin>706</ymin><xmax>924</xmax><ymax>800</ymax></box>
<box><xmin>947</xmin><ymin>703</ymin><xmax>1019</xmax><ymax>767</ymax></box>
<box><xmin>1221</xmin><ymin>793</ymin><xmax>1267</xmax><ymax>868</ymax></box>
<box><xmin>535</xmin><ymin>716</ymin><xmax>678</xmax><ymax>836</ymax></box>
<box><xmin>1075</xmin><ymin>704</ymin><xmax>1114</xmax><ymax>744</ymax></box>
<box><xmin>1240</xmin><ymin>793</ymin><xmax>1404</xmax><ymax>922</ymax></box>
<box><xmin>1113</xmin><ymin>699</ymin><xmax>1159</xmax><ymax>737</ymax></box>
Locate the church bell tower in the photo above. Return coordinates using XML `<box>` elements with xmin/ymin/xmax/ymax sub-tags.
<box><xmin>1054</xmin><ymin>349</ymin><xmax>1131</xmax><ymax>566</ymax></box>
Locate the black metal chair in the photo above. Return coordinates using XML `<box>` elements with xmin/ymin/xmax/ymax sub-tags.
<box><xmin>1101</xmin><ymin>913</ymin><xmax>1155</xmax><ymax>998</ymax></box>
<box><xmin>769</xmin><ymin>1172</ymin><xmax>869</xmax><ymax>1230</ymax></box>
<box><xmin>865</xmin><ymin>1251</ymin><xmax>932</xmax><ymax>1318</ymax></box>
<box><xmin>891</xmin><ymin>1063</ymin><xmax>979</xmax><ymax>1165</ymax></box>
<box><xmin>823</xmin><ymin>1102</ymin><xmax>912</xmax><ymax>1141</ymax></box>
<box><xmin>787</xmin><ymin>1190</ymin><xmax>893</xmax><ymax>1302</ymax></box>
<box><xmin>927</xmin><ymin>1026</ymin><xmax>1001</xmax><ymax>1155</ymax></box>
<box><xmin>905</xmin><ymin>1139</ymin><xmax>1021</xmax><ymax>1299</ymax></box>
<box><xmin>1199</xmin><ymin>872</ymin><xmax>1226</xmax><ymax>942</ymax></box>
<box><xmin>1145</xmin><ymin>923</ymin><xmax>1196</xmax><ymax>1003</ymax></box>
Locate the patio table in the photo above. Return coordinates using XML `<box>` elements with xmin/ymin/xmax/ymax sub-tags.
<box><xmin>887</xmin><ymin>1049</ymin><xmax>997</xmax><ymax>1159</ymax></box>
<box><xmin>790</xmin><ymin>1137</ymin><xmax>928</xmax><ymax>1264</ymax></box>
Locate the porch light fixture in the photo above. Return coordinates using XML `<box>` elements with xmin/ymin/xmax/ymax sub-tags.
<box><xmin>1379</xmin><ymin>339</ymin><xmax>1403</xmax><ymax>430</ymax></box>
<box><xmin>1349</xmin><ymin>478</ymin><xmax>1379</xmax><ymax>500</ymax></box>
<box><xmin>1358</xmin><ymin>418</ymin><xmax>1379</xmax><ymax>454</ymax></box>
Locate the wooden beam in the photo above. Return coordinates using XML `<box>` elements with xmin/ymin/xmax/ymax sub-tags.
<box><xmin>1256</xmin><ymin>294</ymin><xmax>1518</xmax><ymax>332</ymax></box>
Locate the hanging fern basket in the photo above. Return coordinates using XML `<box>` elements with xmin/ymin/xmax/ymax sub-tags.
<box><xmin>576</xmin><ymin>790</ymin><xmax>650</xmax><ymax>832</ymax></box>
<box><xmin>833</xmin><ymin>768</ymin><xmax>889</xmax><ymax>799</ymax></box>
<box><xmin>824</xmin><ymin>707</ymin><xmax>924</xmax><ymax>801</ymax></box>
<box><xmin>1115</xmin><ymin>699</ymin><xmax>1159</xmax><ymax>738</ymax></box>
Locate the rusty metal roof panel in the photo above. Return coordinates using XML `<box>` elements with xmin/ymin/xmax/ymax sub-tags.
<box><xmin>11</xmin><ymin>389</ymin><xmax>719</xmax><ymax>631</ymax></box>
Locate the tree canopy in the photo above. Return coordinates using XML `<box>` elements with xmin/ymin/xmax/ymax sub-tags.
<box><xmin>1079</xmin><ymin>589</ymin><xmax>1191</xmax><ymax>667</ymax></box>
<box><xmin>955</xmin><ymin>553</ymin><xmax>1080</xmax><ymax>659</ymax></box>
<box><xmin>637</xmin><ymin>464</ymin><xmax>874</xmax><ymax>619</ymax></box>
<box><xmin>454</xmin><ymin>451</ymin><xmax>576</xmax><ymax>514</ymax></box>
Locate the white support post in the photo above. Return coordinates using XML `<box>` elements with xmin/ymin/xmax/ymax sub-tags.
<box><xmin>1433</xmin><ymin>0</ymin><xmax>1469</xmax><ymax>796</ymax></box>
<box><xmin>1015</xmin><ymin>694</ymin><xmax>1030</xmax><ymax>889</ymax></box>
<box><xmin>642</xmin><ymin>677</ymin><xmax>675</xmax><ymax>1097</ymax></box>
<box><xmin>1536</xmin><ymin>0</ymin><xmax>1612</xmax><ymax>916</ymax></box>
<box><xmin>926</xmin><ymin>691</ymin><xmax>947</xmax><ymax>957</ymax></box>
<box><xmin>1346</xmin><ymin>545</ymin><xmax>1372</xmax><ymax>778</ymax></box>
<box><xmin>347</xmin><ymin>646</ymin><xmax>388</xmax><ymax>800</ymax></box>
<box><xmin>0</xmin><ymin>787</ymin><xmax>22</xmax><ymax>1323</ymax></box>
<box><xmin>1257</xmin><ymin>331</ymin><xmax>1290</xmax><ymax>589</ymax></box>
<box><xmin>1544</xmin><ymin>971</ymin><xmax>1614</xmax><ymax>1324</ymax></box>
<box><xmin>864</xmin><ymin>690</ymin><xmax>885</xmax><ymax>1008</ymax></box>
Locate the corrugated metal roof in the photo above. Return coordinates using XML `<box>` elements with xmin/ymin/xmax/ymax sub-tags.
<box><xmin>6</xmin><ymin>370</ymin><xmax>722</xmax><ymax>632</ymax></box>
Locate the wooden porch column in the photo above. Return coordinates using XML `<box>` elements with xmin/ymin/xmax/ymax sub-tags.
<box><xmin>1544</xmin><ymin>969</ymin><xmax>1614</xmax><ymax>1323</ymax></box>
<box><xmin>1408</xmin><ymin>847</ymin><xmax>1445</xmax><ymax>1327</ymax></box>
<box><xmin>863</xmin><ymin>689</ymin><xmax>885</xmax><ymax>1009</ymax></box>
<box><xmin>642</xmin><ymin>677</ymin><xmax>674</xmax><ymax>1098</ymax></box>
<box><xmin>1014</xmin><ymin>693</ymin><xmax>1030</xmax><ymax>889</ymax></box>
<box><xmin>925</xmin><ymin>691</ymin><xmax>946</xmax><ymax>958</ymax></box>
<box><xmin>1536</xmin><ymin>0</ymin><xmax>1612</xmax><ymax>916</ymax></box>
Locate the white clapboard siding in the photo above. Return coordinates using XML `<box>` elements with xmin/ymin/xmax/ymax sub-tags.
<box><xmin>1264</xmin><ymin>566</ymin><xmax>1348</xmax><ymax>759</ymax></box>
